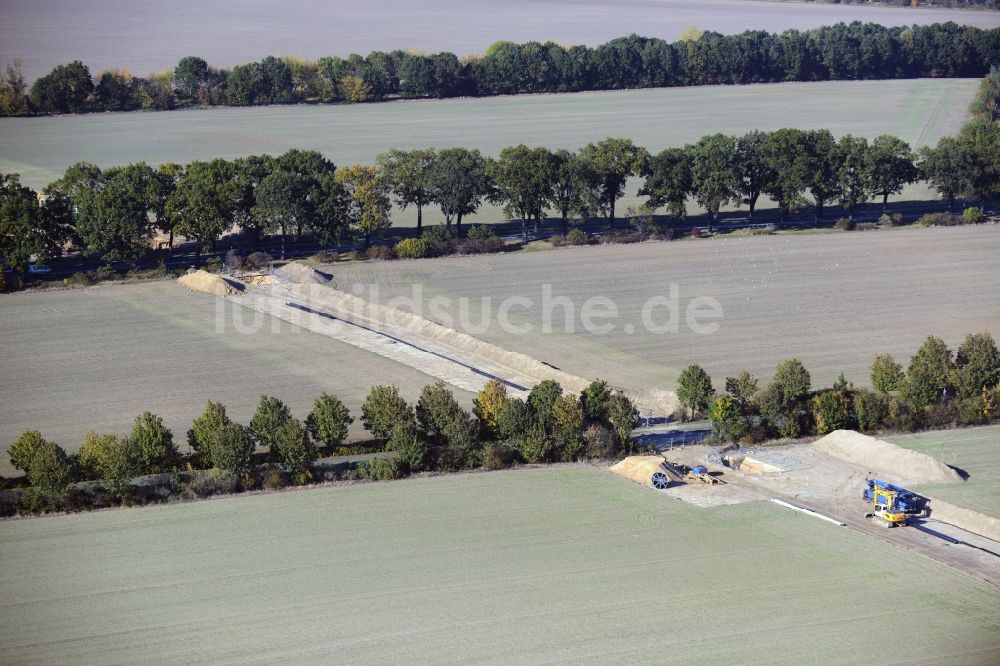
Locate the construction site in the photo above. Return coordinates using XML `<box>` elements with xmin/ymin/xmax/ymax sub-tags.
<box><xmin>176</xmin><ymin>260</ymin><xmax>1000</xmax><ymax>589</ymax></box>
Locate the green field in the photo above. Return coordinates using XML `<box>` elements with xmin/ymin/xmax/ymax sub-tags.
<box><xmin>0</xmin><ymin>283</ymin><xmax>472</xmax><ymax>476</ymax></box>
<box><xmin>1</xmin><ymin>466</ymin><xmax>997</xmax><ymax>664</ymax></box>
<box><xmin>325</xmin><ymin>225</ymin><xmax>1000</xmax><ymax>398</ymax></box>
<box><xmin>0</xmin><ymin>79</ymin><xmax>978</xmax><ymax>225</ymax></box>
<box><xmin>889</xmin><ymin>425</ymin><xmax>1000</xmax><ymax>519</ymax></box>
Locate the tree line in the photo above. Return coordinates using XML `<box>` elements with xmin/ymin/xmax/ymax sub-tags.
<box><xmin>4</xmin><ymin>377</ymin><xmax>640</xmax><ymax>514</ymax></box>
<box><xmin>689</xmin><ymin>332</ymin><xmax>1000</xmax><ymax>443</ymax></box>
<box><xmin>3</xmin><ymin>119</ymin><xmax>998</xmax><ymax>274</ymax></box>
<box><xmin>2</xmin><ymin>21</ymin><xmax>999</xmax><ymax>116</ymax></box>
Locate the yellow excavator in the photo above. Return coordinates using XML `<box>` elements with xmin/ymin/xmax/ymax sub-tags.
<box><xmin>865</xmin><ymin>485</ymin><xmax>909</xmax><ymax>528</ymax></box>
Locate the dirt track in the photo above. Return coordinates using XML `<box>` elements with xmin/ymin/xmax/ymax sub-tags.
<box><xmin>657</xmin><ymin>444</ymin><xmax>1000</xmax><ymax>587</ymax></box>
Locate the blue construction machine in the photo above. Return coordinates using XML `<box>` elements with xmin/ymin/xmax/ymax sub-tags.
<box><xmin>862</xmin><ymin>479</ymin><xmax>929</xmax><ymax>518</ymax></box>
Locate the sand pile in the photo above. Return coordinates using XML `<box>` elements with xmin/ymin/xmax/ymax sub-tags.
<box><xmin>294</xmin><ymin>282</ymin><xmax>592</xmax><ymax>396</ymax></box>
<box><xmin>926</xmin><ymin>498</ymin><xmax>1000</xmax><ymax>542</ymax></box>
<box><xmin>243</xmin><ymin>274</ymin><xmax>278</xmax><ymax>286</ymax></box>
<box><xmin>177</xmin><ymin>270</ymin><xmax>244</xmax><ymax>297</ymax></box>
<box><xmin>813</xmin><ymin>430</ymin><xmax>963</xmax><ymax>485</ymax></box>
<box><xmin>275</xmin><ymin>262</ymin><xmax>330</xmax><ymax>284</ymax></box>
<box><xmin>609</xmin><ymin>456</ymin><xmax>670</xmax><ymax>487</ymax></box>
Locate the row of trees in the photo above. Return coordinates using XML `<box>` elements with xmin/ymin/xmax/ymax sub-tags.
<box><xmin>3</xmin><ymin>22</ymin><xmax>999</xmax><ymax>115</ymax></box>
<box><xmin>5</xmin><ymin>378</ymin><xmax>640</xmax><ymax>512</ymax></box>
<box><xmin>4</xmin><ymin>119</ymin><xmax>999</xmax><ymax>272</ymax></box>
<box><xmin>690</xmin><ymin>332</ymin><xmax>1000</xmax><ymax>443</ymax></box>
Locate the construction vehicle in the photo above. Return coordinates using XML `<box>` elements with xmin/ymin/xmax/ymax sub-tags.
<box><xmin>864</xmin><ymin>484</ymin><xmax>909</xmax><ymax>528</ymax></box>
<box><xmin>686</xmin><ymin>465</ymin><xmax>724</xmax><ymax>485</ymax></box>
<box><xmin>862</xmin><ymin>479</ymin><xmax>929</xmax><ymax>517</ymax></box>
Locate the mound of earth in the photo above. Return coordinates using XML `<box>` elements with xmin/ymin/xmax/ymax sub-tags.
<box><xmin>177</xmin><ymin>270</ymin><xmax>244</xmax><ymax>297</ymax></box>
<box><xmin>813</xmin><ymin>430</ymin><xmax>963</xmax><ymax>485</ymax></box>
<box><xmin>243</xmin><ymin>274</ymin><xmax>278</xmax><ymax>286</ymax></box>
<box><xmin>608</xmin><ymin>456</ymin><xmax>669</xmax><ymax>487</ymax></box>
<box><xmin>274</xmin><ymin>262</ymin><xmax>330</xmax><ymax>284</ymax></box>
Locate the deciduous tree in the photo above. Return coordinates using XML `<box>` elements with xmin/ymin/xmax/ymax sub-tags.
<box><xmin>676</xmin><ymin>364</ymin><xmax>714</xmax><ymax>420</ymax></box>
<box><xmin>306</xmin><ymin>393</ymin><xmax>353</xmax><ymax>451</ymax></box>
<box><xmin>579</xmin><ymin>138</ymin><xmax>647</xmax><ymax>226</ymax></box>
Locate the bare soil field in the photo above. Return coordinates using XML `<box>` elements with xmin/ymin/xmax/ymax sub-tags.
<box><xmin>889</xmin><ymin>425</ymin><xmax>1000</xmax><ymax>519</ymax></box>
<box><xmin>326</xmin><ymin>225</ymin><xmax>1000</xmax><ymax>402</ymax></box>
<box><xmin>3</xmin><ymin>0</ymin><xmax>998</xmax><ymax>82</ymax></box>
<box><xmin>0</xmin><ymin>282</ymin><xmax>472</xmax><ymax>475</ymax></box>
<box><xmin>0</xmin><ymin>79</ymin><xmax>977</xmax><ymax>226</ymax></box>
<box><xmin>1</xmin><ymin>466</ymin><xmax>998</xmax><ymax>664</ymax></box>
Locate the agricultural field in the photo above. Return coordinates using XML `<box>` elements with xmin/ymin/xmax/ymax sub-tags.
<box><xmin>3</xmin><ymin>0</ymin><xmax>999</xmax><ymax>82</ymax></box>
<box><xmin>328</xmin><ymin>225</ymin><xmax>1000</xmax><ymax>402</ymax></box>
<box><xmin>0</xmin><ymin>282</ymin><xmax>472</xmax><ymax>476</ymax></box>
<box><xmin>889</xmin><ymin>425</ymin><xmax>1000</xmax><ymax>519</ymax></box>
<box><xmin>0</xmin><ymin>78</ymin><xmax>979</xmax><ymax>225</ymax></box>
<box><xmin>1</xmin><ymin>466</ymin><xmax>997</xmax><ymax>664</ymax></box>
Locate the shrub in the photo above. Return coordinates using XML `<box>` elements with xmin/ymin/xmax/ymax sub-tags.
<box><xmin>549</xmin><ymin>234</ymin><xmax>565</xmax><ymax>247</ymax></box>
<box><xmin>262</xmin><ymin>466</ymin><xmax>287</xmax><ymax>491</ymax></box>
<box><xmin>834</xmin><ymin>217</ymin><xmax>855</xmax><ymax>231</ymax></box>
<box><xmin>918</xmin><ymin>212</ymin><xmax>963</xmax><ymax>226</ymax></box>
<box><xmin>855</xmin><ymin>222</ymin><xmax>876</xmax><ymax>232</ymax></box>
<box><xmin>180</xmin><ymin>468</ymin><xmax>239</xmax><ymax>499</ymax></box>
<box><xmin>456</xmin><ymin>236</ymin><xmax>504</xmax><ymax>255</ymax></box>
<box><xmin>962</xmin><ymin>207</ymin><xmax>985</xmax><ymax>224</ymax></box>
<box><xmin>204</xmin><ymin>257</ymin><xmax>222</xmax><ymax>272</ymax></box>
<box><xmin>481</xmin><ymin>442</ymin><xmax>515</xmax><ymax>470</ymax></box>
<box><xmin>565</xmin><ymin>228</ymin><xmax>589</xmax><ymax>246</ymax></box>
<box><xmin>356</xmin><ymin>455</ymin><xmax>407</xmax><ymax>481</ymax></box>
<box><xmin>394</xmin><ymin>237</ymin><xmax>431</xmax><ymax>259</ymax></box>
<box><xmin>601</xmin><ymin>231</ymin><xmax>643</xmax><ymax>244</ymax></box>
<box><xmin>309</xmin><ymin>250</ymin><xmax>337</xmax><ymax>263</ymax></box>
<box><xmin>341</xmin><ymin>250</ymin><xmax>359</xmax><ymax>261</ymax></box>
<box><xmin>709</xmin><ymin>395</ymin><xmax>746</xmax><ymax>442</ymax></box>
<box><xmin>811</xmin><ymin>391</ymin><xmax>852</xmax><ymax>435</ymax></box>
<box><xmin>366</xmin><ymin>245</ymin><xmax>395</xmax><ymax>261</ymax></box>
<box><xmin>853</xmin><ymin>390</ymin><xmax>889</xmax><ymax>432</ymax></box>
<box><xmin>689</xmin><ymin>227</ymin><xmax>703</xmax><ymax>239</ymax></box>
<box><xmin>224</xmin><ymin>250</ymin><xmax>245</xmax><ymax>271</ymax></box>
<box><xmin>654</xmin><ymin>226</ymin><xmax>677</xmax><ymax>241</ymax></box>
<box><xmin>957</xmin><ymin>396</ymin><xmax>989</xmax><ymax>426</ymax></box>
<box><xmin>18</xmin><ymin>487</ymin><xmax>64</xmax><ymax>514</ymax></box>
<box><xmin>466</xmin><ymin>224</ymin><xmax>496</xmax><ymax>240</ymax></box>
<box><xmin>878</xmin><ymin>213</ymin><xmax>892</xmax><ymax>226</ymax></box>
<box><xmin>520</xmin><ymin>425</ymin><xmax>559</xmax><ymax>463</ymax></box>
<box><xmin>388</xmin><ymin>420</ymin><xmax>428</xmax><ymax>473</ymax></box>
<box><xmin>64</xmin><ymin>272</ymin><xmax>93</xmax><ymax>288</ymax></box>
<box><xmin>245</xmin><ymin>251</ymin><xmax>273</xmax><ymax>270</ymax></box>
<box><xmin>583</xmin><ymin>423</ymin><xmax>616</xmax><ymax>458</ymax></box>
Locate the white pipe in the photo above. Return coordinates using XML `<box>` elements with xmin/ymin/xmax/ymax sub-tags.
<box><xmin>770</xmin><ymin>499</ymin><xmax>846</xmax><ymax>527</ymax></box>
